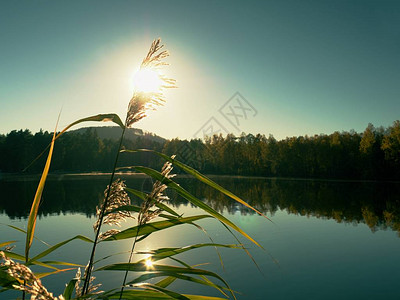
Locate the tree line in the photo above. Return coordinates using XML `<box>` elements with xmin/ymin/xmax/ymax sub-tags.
<box><xmin>0</xmin><ymin>121</ymin><xmax>399</xmax><ymax>180</ymax></box>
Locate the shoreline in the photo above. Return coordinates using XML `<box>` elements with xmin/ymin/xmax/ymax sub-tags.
<box><xmin>1</xmin><ymin>172</ymin><xmax>399</xmax><ymax>184</ymax></box>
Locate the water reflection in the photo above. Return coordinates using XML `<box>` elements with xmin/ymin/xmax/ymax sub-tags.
<box><xmin>1</xmin><ymin>176</ymin><xmax>399</xmax><ymax>235</ymax></box>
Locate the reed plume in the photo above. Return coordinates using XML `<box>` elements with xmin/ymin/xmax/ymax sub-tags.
<box><xmin>93</xmin><ymin>179</ymin><xmax>133</xmax><ymax>234</ymax></box>
<box><xmin>82</xmin><ymin>38</ymin><xmax>176</xmax><ymax>296</ymax></box>
<box><xmin>126</xmin><ymin>38</ymin><xmax>176</xmax><ymax>127</ymax></box>
<box><xmin>74</xmin><ymin>262</ymin><xmax>102</xmax><ymax>298</ymax></box>
<box><xmin>138</xmin><ymin>157</ymin><xmax>176</xmax><ymax>225</ymax></box>
<box><xmin>0</xmin><ymin>251</ymin><xmax>63</xmax><ymax>300</ymax></box>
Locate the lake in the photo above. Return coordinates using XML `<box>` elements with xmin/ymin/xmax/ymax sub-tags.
<box><xmin>1</xmin><ymin>175</ymin><xmax>400</xmax><ymax>299</ymax></box>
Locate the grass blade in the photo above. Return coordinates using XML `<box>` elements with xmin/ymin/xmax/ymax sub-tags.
<box><xmin>28</xmin><ymin>235</ymin><xmax>93</xmax><ymax>263</ymax></box>
<box><xmin>2</xmin><ymin>251</ymin><xmax>59</xmax><ymax>270</ymax></box>
<box><xmin>99</xmin><ymin>263</ymin><xmax>235</xmax><ymax>299</ymax></box>
<box><xmin>63</xmin><ymin>278</ymin><xmax>78</xmax><ymax>300</ymax></box>
<box><xmin>130</xmin><ymin>283</ymin><xmax>190</xmax><ymax>300</ymax></box>
<box><xmin>125</xmin><ymin>187</ymin><xmax>181</xmax><ymax>217</ymax></box>
<box><xmin>136</xmin><ymin>243</ymin><xmax>240</xmax><ymax>263</ymax></box>
<box><xmin>0</xmin><ymin>267</ymin><xmax>19</xmax><ymax>290</ymax></box>
<box><xmin>0</xmin><ymin>241</ymin><xmax>16</xmax><ymax>248</ymax></box>
<box><xmin>123</xmin><ymin>149</ymin><xmax>271</xmax><ymax>221</ymax></box>
<box><xmin>103</xmin><ymin>215</ymin><xmax>211</xmax><ymax>241</ymax></box>
<box><xmin>35</xmin><ymin>267</ymin><xmax>75</xmax><ymax>279</ymax></box>
<box><xmin>25</xmin><ymin>123</ymin><xmax>58</xmax><ymax>261</ymax></box>
<box><xmin>0</xmin><ymin>224</ymin><xmax>51</xmax><ymax>247</ymax></box>
<box><xmin>134</xmin><ymin>166</ymin><xmax>261</xmax><ymax>248</ymax></box>
<box><xmin>105</xmin><ymin>289</ymin><xmax>227</xmax><ymax>299</ymax></box>
<box><xmin>128</xmin><ymin>272</ymin><xmax>229</xmax><ymax>298</ymax></box>
<box><xmin>23</xmin><ymin>113</ymin><xmax>124</xmax><ymax>172</ymax></box>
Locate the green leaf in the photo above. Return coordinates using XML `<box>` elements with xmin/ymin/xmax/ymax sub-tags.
<box><xmin>136</xmin><ymin>243</ymin><xmax>240</xmax><ymax>263</ymax></box>
<box><xmin>127</xmin><ymin>273</ymin><xmax>229</xmax><ymax>298</ymax></box>
<box><xmin>155</xmin><ymin>275</ymin><xmax>177</xmax><ymax>288</ymax></box>
<box><xmin>2</xmin><ymin>251</ymin><xmax>64</xmax><ymax>271</ymax></box>
<box><xmin>0</xmin><ymin>268</ymin><xmax>19</xmax><ymax>290</ymax></box>
<box><xmin>104</xmin><ymin>289</ymin><xmax>227</xmax><ymax>299</ymax></box>
<box><xmin>155</xmin><ymin>202</ymin><xmax>181</xmax><ymax>218</ymax></box>
<box><xmin>0</xmin><ymin>224</ymin><xmax>50</xmax><ymax>247</ymax></box>
<box><xmin>63</xmin><ymin>277</ymin><xmax>78</xmax><ymax>300</ymax></box>
<box><xmin>35</xmin><ymin>267</ymin><xmax>75</xmax><ymax>279</ymax></box>
<box><xmin>125</xmin><ymin>187</ymin><xmax>147</xmax><ymax>201</ymax></box>
<box><xmin>23</xmin><ymin>113</ymin><xmax>124</xmax><ymax>172</ymax></box>
<box><xmin>2</xmin><ymin>250</ymin><xmax>82</xmax><ymax>271</ymax></box>
<box><xmin>0</xmin><ymin>241</ymin><xmax>16</xmax><ymax>248</ymax></box>
<box><xmin>97</xmin><ymin>263</ymin><xmax>235</xmax><ymax>299</ymax></box>
<box><xmin>28</xmin><ymin>235</ymin><xmax>93</xmax><ymax>263</ymax></box>
<box><xmin>106</xmin><ymin>203</ymin><xmax>179</xmax><ymax>221</ymax></box>
<box><xmin>134</xmin><ymin>166</ymin><xmax>261</xmax><ymax>248</ymax></box>
<box><xmin>105</xmin><ymin>289</ymin><xmax>172</xmax><ymax>299</ymax></box>
<box><xmin>103</xmin><ymin>215</ymin><xmax>210</xmax><ymax>241</ymax></box>
<box><xmin>130</xmin><ymin>283</ymin><xmax>190</xmax><ymax>300</ymax></box>
<box><xmin>41</xmin><ymin>260</ymin><xmax>84</xmax><ymax>267</ymax></box>
<box><xmin>123</xmin><ymin>149</ymin><xmax>271</xmax><ymax>222</ymax></box>
<box><xmin>25</xmin><ymin>125</ymin><xmax>57</xmax><ymax>260</ymax></box>
<box><xmin>56</xmin><ymin>113</ymin><xmax>124</xmax><ymax>136</ymax></box>
<box><xmin>125</xmin><ymin>187</ymin><xmax>181</xmax><ymax>217</ymax></box>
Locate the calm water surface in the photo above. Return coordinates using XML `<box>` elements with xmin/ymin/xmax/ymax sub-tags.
<box><xmin>1</xmin><ymin>175</ymin><xmax>400</xmax><ymax>299</ymax></box>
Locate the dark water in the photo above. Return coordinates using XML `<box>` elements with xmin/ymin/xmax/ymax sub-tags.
<box><xmin>1</xmin><ymin>175</ymin><xmax>400</xmax><ymax>299</ymax></box>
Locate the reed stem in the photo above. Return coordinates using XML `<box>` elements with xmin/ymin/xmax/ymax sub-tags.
<box><xmin>81</xmin><ymin>123</ymin><xmax>127</xmax><ymax>295</ymax></box>
<box><xmin>118</xmin><ymin>226</ymin><xmax>140</xmax><ymax>299</ymax></box>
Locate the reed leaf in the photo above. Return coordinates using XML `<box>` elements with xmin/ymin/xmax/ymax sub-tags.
<box><xmin>122</xmin><ymin>149</ymin><xmax>270</xmax><ymax>221</ymax></box>
<box><xmin>0</xmin><ymin>224</ymin><xmax>51</xmax><ymax>247</ymax></box>
<box><xmin>41</xmin><ymin>261</ymin><xmax>84</xmax><ymax>267</ymax></box>
<box><xmin>136</xmin><ymin>243</ymin><xmax>240</xmax><ymax>263</ymax></box>
<box><xmin>25</xmin><ymin>126</ymin><xmax>57</xmax><ymax>260</ymax></box>
<box><xmin>99</xmin><ymin>263</ymin><xmax>235</xmax><ymax>299</ymax></box>
<box><xmin>35</xmin><ymin>268</ymin><xmax>75</xmax><ymax>279</ymax></box>
<box><xmin>98</xmin><ymin>263</ymin><xmax>230</xmax><ymax>288</ymax></box>
<box><xmin>125</xmin><ymin>187</ymin><xmax>181</xmax><ymax>217</ymax></box>
<box><xmin>127</xmin><ymin>273</ymin><xmax>229</xmax><ymax>298</ymax></box>
<box><xmin>2</xmin><ymin>251</ymin><xmax>80</xmax><ymax>272</ymax></box>
<box><xmin>133</xmin><ymin>166</ymin><xmax>261</xmax><ymax>248</ymax></box>
<box><xmin>56</xmin><ymin>113</ymin><xmax>124</xmax><ymax>135</ymax></box>
<box><xmin>28</xmin><ymin>235</ymin><xmax>93</xmax><ymax>263</ymax></box>
<box><xmin>105</xmin><ymin>289</ymin><xmax>227</xmax><ymax>300</ymax></box>
<box><xmin>0</xmin><ymin>241</ymin><xmax>16</xmax><ymax>249</ymax></box>
<box><xmin>0</xmin><ymin>267</ymin><xmax>19</xmax><ymax>290</ymax></box>
<box><xmin>130</xmin><ymin>283</ymin><xmax>190</xmax><ymax>300</ymax></box>
<box><xmin>155</xmin><ymin>275</ymin><xmax>176</xmax><ymax>288</ymax></box>
<box><xmin>103</xmin><ymin>215</ymin><xmax>211</xmax><ymax>241</ymax></box>
<box><xmin>23</xmin><ymin>113</ymin><xmax>124</xmax><ymax>172</ymax></box>
<box><xmin>62</xmin><ymin>278</ymin><xmax>78</xmax><ymax>300</ymax></box>
<box><xmin>105</xmin><ymin>204</ymin><xmax>180</xmax><ymax>221</ymax></box>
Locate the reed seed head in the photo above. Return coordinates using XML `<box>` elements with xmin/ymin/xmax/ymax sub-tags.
<box><xmin>0</xmin><ymin>251</ymin><xmax>64</xmax><ymax>300</ymax></box>
<box><xmin>98</xmin><ymin>229</ymin><xmax>121</xmax><ymax>241</ymax></box>
<box><xmin>93</xmin><ymin>179</ymin><xmax>133</xmax><ymax>232</ymax></box>
<box><xmin>126</xmin><ymin>38</ymin><xmax>176</xmax><ymax>128</ymax></box>
<box><xmin>138</xmin><ymin>157</ymin><xmax>176</xmax><ymax>225</ymax></box>
<box><xmin>74</xmin><ymin>261</ymin><xmax>102</xmax><ymax>297</ymax></box>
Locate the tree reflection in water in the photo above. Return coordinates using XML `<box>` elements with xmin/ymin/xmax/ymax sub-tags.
<box><xmin>1</xmin><ymin>175</ymin><xmax>399</xmax><ymax>235</ymax></box>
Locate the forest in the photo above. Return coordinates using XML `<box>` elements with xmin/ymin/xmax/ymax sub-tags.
<box><xmin>0</xmin><ymin>120</ymin><xmax>399</xmax><ymax>180</ymax></box>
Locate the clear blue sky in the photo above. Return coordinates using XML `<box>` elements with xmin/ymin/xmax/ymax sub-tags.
<box><xmin>1</xmin><ymin>0</ymin><xmax>399</xmax><ymax>140</ymax></box>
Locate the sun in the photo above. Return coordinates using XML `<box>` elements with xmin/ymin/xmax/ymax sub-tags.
<box><xmin>144</xmin><ymin>257</ymin><xmax>154</xmax><ymax>269</ymax></box>
<box><xmin>133</xmin><ymin>67</ymin><xmax>163</xmax><ymax>93</ymax></box>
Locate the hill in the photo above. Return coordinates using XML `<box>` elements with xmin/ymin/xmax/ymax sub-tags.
<box><xmin>71</xmin><ymin>126</ymin><xmax>166</xmax><ymax>144</ymax></box>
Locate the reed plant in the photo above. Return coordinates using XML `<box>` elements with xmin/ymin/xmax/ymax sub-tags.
<box><xmin>0</xmin><ymin>38</ymin><xmax>268</xmax><ymax>299</ymax></box>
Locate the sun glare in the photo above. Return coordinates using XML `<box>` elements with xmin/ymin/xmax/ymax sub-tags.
<box><xmin>144</xmin><ymin>257</ymin><xmax>153</xmax><ymax>268</ymax></box>
<box><xmin>133</xmin><ymin>68</ymin><xmax>162</xmax><ymax>93</ymax></box>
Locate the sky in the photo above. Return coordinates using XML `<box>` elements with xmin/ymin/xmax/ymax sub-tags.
<box><xmin>1</xmin><ymin>0</ymin><xmax>399</xmax><ymax>140</ymax></box>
